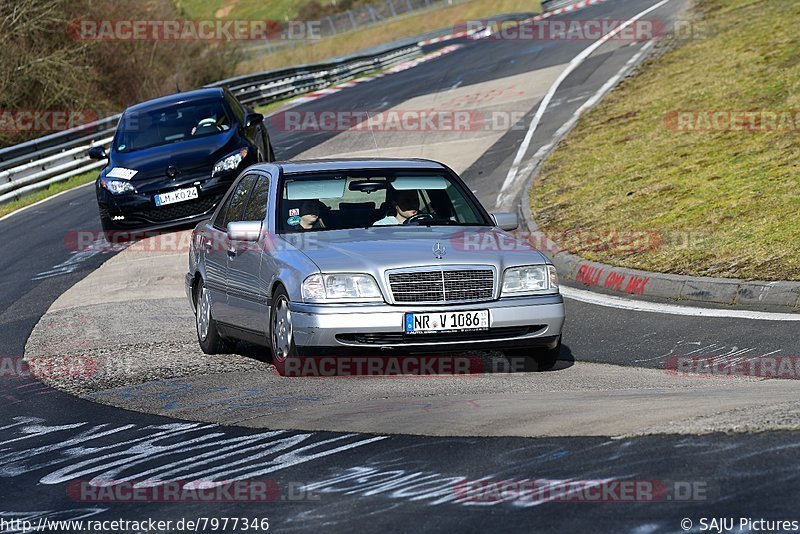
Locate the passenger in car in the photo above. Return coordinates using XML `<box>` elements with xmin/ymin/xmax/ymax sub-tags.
<box><xmin>298</xmin><ymin>200</ymin><xmax>326</xmax><ymax>230</ymax></box>
<box><xmin>373</xmin><ymin>189</ymin><xmax>419</xmax><ymax>225</ymax></box>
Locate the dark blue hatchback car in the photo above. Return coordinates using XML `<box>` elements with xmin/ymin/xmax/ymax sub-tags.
<box><xmin>91</xmin><ymin>87</ymin><xmax>273</xmax><ymax>238</ymax></box>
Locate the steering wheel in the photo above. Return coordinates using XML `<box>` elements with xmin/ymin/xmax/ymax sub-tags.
<box><xmin>403</xmin><ymin>212</ymin><xmax>435</xmax><ymax>225</ymax></box>
<box><xmin>193</xmin><ymin>117</ymin><xmax>221</xmax><ymax>134</ymax></box>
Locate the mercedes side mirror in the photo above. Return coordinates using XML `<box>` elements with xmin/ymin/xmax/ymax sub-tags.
<box><xmin>491</xmin><ymin>212</ymin><xmax>519</xmax><ymax>231</ymax></box>
<box><xmin>227</xmin><ymin>221</ymin><xmax>262</xmax><ymax>242</ymax></box>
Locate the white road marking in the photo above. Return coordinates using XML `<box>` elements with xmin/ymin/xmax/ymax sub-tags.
<box><xmin>496</xmin><ymin>0</ymin><xmax>672</xmax><ymax>207</ymax></box>
<box><xmin>0</xmin><ymin>417</ymin><xmax>387</xmax><ymax>486</ymax></box>
<box><xmin>634</xmin><ymin>341</ymin><xmax>781</xmax><ymax>364</ymax></box>
<box><xmin>561</xmin><ymin>286</ymin><xmax>800</xmax><ymax>321</ymax></box>
<box><xmin>32</xmin><ymin>238</ymin><xmax>112</xmax><ymax>280</ymax></box>
<box><xmin>549</xmin><ymin>40</ymin><xmax>656</xmax><ymax>144</ymax></box>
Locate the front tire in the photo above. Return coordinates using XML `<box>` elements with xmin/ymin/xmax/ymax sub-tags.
<box><xmin>505</xmin><ymin>337</ymin><xmax>561</xmax><ymax>372</ymax></box>
<box><xmin>195</xmin><ymin>280</ymin><xmax>232</xmax><ymax>354</ymax></box>
<box><xmin>270</xmin><ymin>286</ymin><xmax>301</xmax><ymax>376</ymax></box>
<box><xmin>100</xmin><ymin>215</ymin><xmax>122</xmax><ymax>244</ymax></box>
<box><xmin>100</xmin><ymin>215</ymin><xmax>140</xmax><ymax>245</ymax></box>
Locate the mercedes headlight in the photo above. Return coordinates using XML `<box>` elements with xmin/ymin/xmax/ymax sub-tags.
<box><xmin>100</xmin><ymin>177</ymin><xmax>135</xmax><ymax>195</ymax></box>
<box><xmin>302</xmin><ymin>273</ymin><xmax>383</xmax><ymax>302</ymax></box>
<box><xmin>212</xmin><ymin>148</ymin><xmax>247</xmax><ymax>176</ymax></box>
<box><xmin>548</xmin><ymin>264</ymin><xmax>559</xmax><ymax>289</ymax></box>
<box><xmin>501</xmin><ymin>265</ymin><xmax>559</xmax><ymax>296</ymax></box>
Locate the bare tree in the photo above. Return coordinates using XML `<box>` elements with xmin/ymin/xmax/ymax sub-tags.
<box><xmin>0</xmin><ymin>0</ymin><xmax>240</xmax><ymax>147</ymax></box>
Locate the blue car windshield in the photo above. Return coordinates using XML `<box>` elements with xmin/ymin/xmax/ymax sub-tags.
<box><xmin>278</xmin><ymin>170</ymin><xmax>491</xmax><ymax>232</ymax></box>
<box><xmin>114</xmin><ymin>99</ymin><xmax>232</xmax><ymax>153</ymax></box>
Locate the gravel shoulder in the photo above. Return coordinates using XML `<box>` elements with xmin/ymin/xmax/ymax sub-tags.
<box><xmin>25</xmin><ymin>231</ymin><xmax>800</xmax><ymax>438</ymax></box>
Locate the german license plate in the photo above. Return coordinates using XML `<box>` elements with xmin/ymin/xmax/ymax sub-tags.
<box><xmin>155</xmin><ymin>187</ymin><xmax>198</xmax><ymax>206</ymax></box>
<box><xmin>404</xmin><ymin>310</ymin><xmax>489</xmax><ymax>334</ymax></box>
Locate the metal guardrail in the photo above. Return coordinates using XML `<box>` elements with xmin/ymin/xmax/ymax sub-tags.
<box><xmin>0</xmin><ymin>0</ymin><xmax>564</xmax><ymax>207</ymax></box>
<box><xmin>0</xmin><ymin>43</ymin><xmax>422</xmax><ymax>205</ymax></box>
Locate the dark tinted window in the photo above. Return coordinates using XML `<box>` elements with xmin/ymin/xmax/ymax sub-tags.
<box><xmin>278</xmin><ymin>170</ymin><xmax>489</xmax><ymax>233</ymax></box>
<box><xmin>224</xmin><ymin>90</ymin><xmax>245</xmax><ymax>125</ymax></box>
<box><xmin>211</xmin><ymin>188</ymin><xmax>235</xmax><ymax>230</ymax></box>
<box><xmin>114</xmin><ymin>98</ymin><xmax>231</xmax><ymax>153</ymax></box>
<box><xmin>221</xmin><ymin>175</ymin><xmax>258</xmax><ymax>229</ymax></box>
<box><xmin>243</xmin><ymin>175</ymin><xmax>270</xmax><ymax>222</ymax></box>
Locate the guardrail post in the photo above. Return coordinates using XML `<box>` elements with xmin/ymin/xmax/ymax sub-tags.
<box><xmin>347</xmin><ymin>10</ymin><xmax>358</xmax><ymax>31</ymax></box>
<box><xmin>368</xmin><ymin>5</ymin><xmax>379</xmax><ymax>23</ymax></box>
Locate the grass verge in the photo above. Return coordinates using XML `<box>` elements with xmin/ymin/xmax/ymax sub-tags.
<box><xmin>175</xmin><ymin>0</ymin><xmax>343</xmax><ymax>21</ymax></box>
<box><xmin>530</xmin><ymin>0</ymin><xmax>800</xmax><ymax>281</ymax></box>
<box><xmin>239</xmin><ymin>0</ymin><xmax>541</xmax><ymax>73</ymax></box>
<box><xmin>0</xmin><ymin>172</ymin><xmax>97</xmax><ymax>220</ymax></box>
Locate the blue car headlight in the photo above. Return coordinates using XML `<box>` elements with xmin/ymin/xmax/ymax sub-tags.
<box><xmin>212</xmin><ymin>148</ymin><xmax>248</xmax><ymax>177</ymax></box>
<box><xmin>100</xmin><ymin>177</ymin><xmax>136</xmax><ymax>195</ymax></box>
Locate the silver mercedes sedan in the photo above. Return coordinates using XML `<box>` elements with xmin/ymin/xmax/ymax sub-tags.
<box><xmin>186</xmin><ymin>158</ymin><xmax>565</xmax><ymax>374</ymax></box>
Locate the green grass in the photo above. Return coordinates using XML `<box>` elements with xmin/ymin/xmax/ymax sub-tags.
<box><xmin>240</xmin><ymin>0</ymin><xmax>541</xmax><ymax>73</ymax></box>
<box><xmin>0</xmin><ymin>171</ymin><xmax>97</xmax><ymax>219</ymax></box>
<box><xmin>530</xmin><ymin>0</ymin><xmax>800</xmax><ymax>281</ymax></box>
<box><xmin>174</xmin><ymin>0</ymin><xmax>542</xmax><ymax>75</ymax></box>
<box><xmin>174</xmin><ymin>0</ymin><xmax>336</xmax><ymax>21</ymax></box>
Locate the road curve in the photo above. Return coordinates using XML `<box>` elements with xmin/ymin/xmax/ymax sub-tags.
<box><xmin>3</xmin><ymin>0</ymin><xmax>800</xmax><ymax>531</ymax></box>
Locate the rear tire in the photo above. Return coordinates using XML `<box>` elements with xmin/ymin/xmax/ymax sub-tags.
<box><xmin>270</xmin><ymin>286</ymin><xmax>302</xmax><ymax>376</ymax></box>
<box><xmin>195</xmin><ymin>279</ymin><xmax>232</xmax><ymax>354</ymax></box>
<box><xmin>505</xmin><ymin>337</ymin><xmax>561</xmax><ymax>372</ymax></box>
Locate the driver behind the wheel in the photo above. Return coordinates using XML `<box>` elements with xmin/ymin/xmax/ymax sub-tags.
<box><xmin>191</xmin><ymin>105</ymin><xmax>230</xmax><ymax>136</ymax></box>
<box><xmin>373</xmin><ymin>189</ymin><xmax>419</xmax><ymax>225</ymax></box>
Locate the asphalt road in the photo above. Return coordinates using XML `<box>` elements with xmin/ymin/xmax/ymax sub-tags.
<box><xmin>1</xmin><ymin>0</ymin><xmax>799</xmax><ymax>531</ymax></box>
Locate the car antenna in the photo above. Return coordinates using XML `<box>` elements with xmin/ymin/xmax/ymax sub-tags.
<box><xmin>175</xmin><ymin>82</ymin><xmax>181</xmax><ymax>93</ymax></box>
<box><xmin>364</xmin><ymin>111</ymin><xmax>381</xmax><ymax>157</ymax></box>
